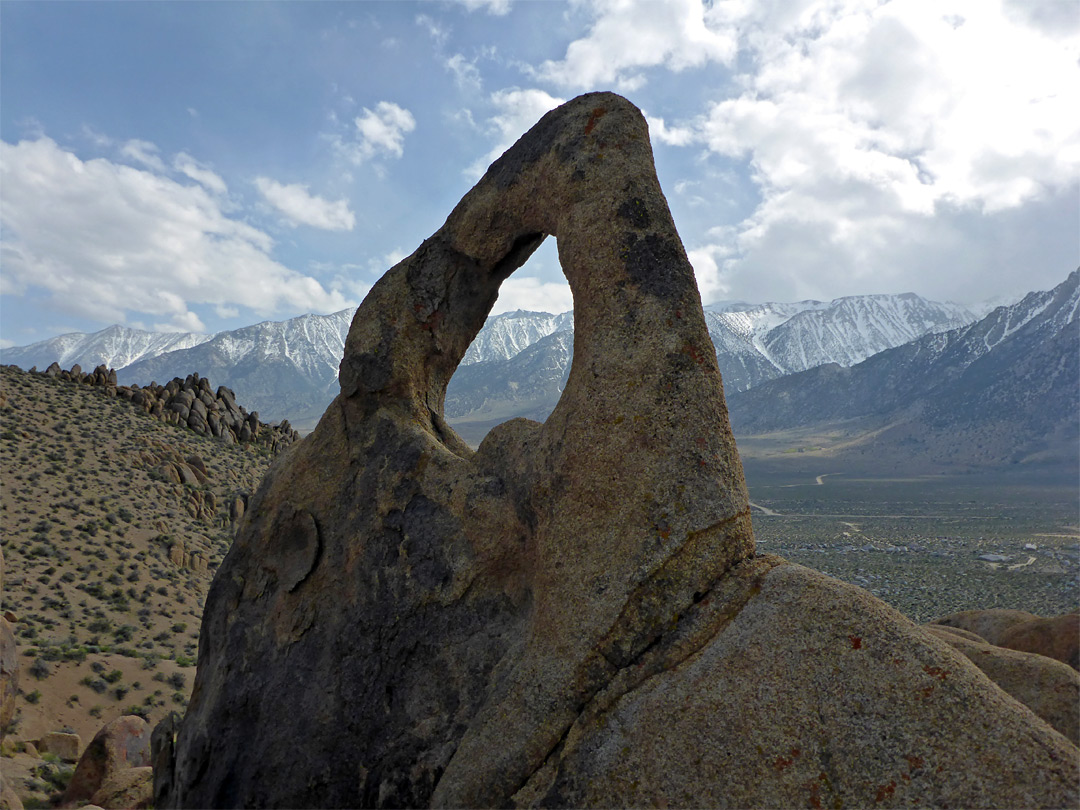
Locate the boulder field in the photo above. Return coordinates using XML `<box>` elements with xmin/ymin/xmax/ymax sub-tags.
<box><xmin>152</xmin><ymin>93</ymin><xmax>1079</xmax><ymax>808</ymax></box>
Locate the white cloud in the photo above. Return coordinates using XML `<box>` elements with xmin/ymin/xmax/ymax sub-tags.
<box><xmin>491</xmin><ymin>276</ymin><xmax>574</xmax><ymax>316</ymax></box>
<box><xmin>0</xmin><ymin>136</ymin><xmax>351</xmax><ymax>333</ymax></box>
<box><xmin>254</xmin><ymin>176</ymin><xmax>356</xmax><ymax>231</ymax></box>
<box><xmin>457</xmin><ymin>0</ymin><xmax>512</xmax><ymax>15</ymax></box>
<box><xmin>676</xmin><ymin>0</ymin><xmax>1080</xmax><ymax>302</ymax></box>
<box><xmin>645</xmin><ymin>114</ymin><xmax>696</xmax><ymax>147</ymax></box>
<box><xmin>533</xmin><ymin>0</ymin><xmax>738</xmax><ymax>90</ymax></box>
<box><xmin>466</xmin><ymin>88</ymin><xmax>565</xmax><ymax>179</ymax></box>
<box><xmin>447</xmin><ymin>53</ymin><xmax>482</xmax><ymax>91</ymax></box>
<box><xmin>340</xmin><ymin>101</ymin><xmax>416</xmax><ymax>164</ymax></box>
<box><xmin>416</xmin><ymin>14</ymin><xmax>448</xmax><ymax>46</ymax></box>
<box><xmin>174</xmin><ymin>152</ymin><xmax>227</xmax><ymax>195</ymax></box>
<box><xmin>120</xmin><ymin>139</ymin><xmax>167</xmax><ymax>172</ymax></box>
<box><xmin>0</xmin><ymin>338</ymin><xmax>14</xmax><ymax>350</ymax></box>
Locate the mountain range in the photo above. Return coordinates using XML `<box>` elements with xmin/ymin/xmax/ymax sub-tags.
<box><xmin>3</xmin><ymin>290</ymin><xmax>976</xmax><ymax>431</ymax></box>
<box><xmin>4</xmin><ymin>272</ymin><xmax>1074</xmax><ymax>472</ymax></box>
<box><xmin>728</xmin><ymin>269</ymin><xmax>1079</xmax><ymax>471</ymax></box>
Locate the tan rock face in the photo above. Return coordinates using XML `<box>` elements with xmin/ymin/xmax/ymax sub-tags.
<box><xmin>37</xmin><ymin>731</ymin><xmax>81</xmax><ymax>762</ymax></box>
<box><xmin>998</xmin><ymin>612</ymin><xmax>1080</xmax><ymax>670</ymax></box>
<box><xmin>932</xmin><ymin>608</ymin><xmax>1040</xmax><ymax>644</ymax></box>
<box><xmin>88</xmin><ymin>766</ymin><xmax>153</xmax><ymax>810</ymax></box>
<box><xmin>155</xmin><ymin>93</ymin><xmax>1078</xmax><ymax>809</ymax></box>
<box><xmin>62</xmin><ymin>716</ymin><xmax>151</xmax><ymax>808</ymax></box>
<box><xmin>925</xmin><ymin>624</ymin><xmax>1080</xmax><ymax>745</ymax></box>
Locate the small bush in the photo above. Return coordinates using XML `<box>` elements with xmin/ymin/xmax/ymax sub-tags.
<box><xmin>25</xmin><ymin>690</ymin><xmax>41</xmax><ymax>704</ymax></box>
<box><xmin>28</xmin><ymin>658</ymin><xmax>50</xmax><ymax>680</ymax></box>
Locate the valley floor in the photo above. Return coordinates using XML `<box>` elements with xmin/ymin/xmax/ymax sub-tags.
<box><xmin>743</xmin><ymin>460</ymin><xmax>1080</xmax><ymax>622</ymax></box>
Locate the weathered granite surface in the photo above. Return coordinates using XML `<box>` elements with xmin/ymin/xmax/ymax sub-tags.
<box><xmin>155</xmin><ymin>92</ymin><xmax>1078</xmax><ymax>809</ymax></box>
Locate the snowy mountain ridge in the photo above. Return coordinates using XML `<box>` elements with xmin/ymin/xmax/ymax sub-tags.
<box><xmin>1</xmin><ymin>324</ymin><xmax>215</xmax><ymax>372</ymax></box>
<box><xmin>2</xmin><ymin>289</ymin><xmax>991</xmax><ymax>428</ymax></box>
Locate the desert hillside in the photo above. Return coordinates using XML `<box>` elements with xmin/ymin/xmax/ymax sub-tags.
<box><xmin>0</xmin><ymin>364</ymin><xmax>286</xmax><ymax>805</ymax></box>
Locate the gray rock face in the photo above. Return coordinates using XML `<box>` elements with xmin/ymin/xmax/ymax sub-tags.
<box><xmin>156</xmin><ymin>93</ymin><xmax>1078</xmax><ymax>809</ymax></box>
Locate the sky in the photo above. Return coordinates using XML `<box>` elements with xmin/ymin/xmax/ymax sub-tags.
<box><xmin>1</xmin><ymin>0</ymin><xmax>1078</xmax><ymax>348</ymax></box>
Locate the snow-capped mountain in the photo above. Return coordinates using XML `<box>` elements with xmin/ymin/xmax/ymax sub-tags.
<box><xmin>460</xmin><ymin>310</ymin><xmax>574</xmax><ymax>365</ymax></box>
<box><xmin>0</xmin><ymin>324</ymin><xmax>213</xmax><ymax>372</ymax></box>
<box><xmin>726</xmin><ymin>269</ymin><xmax>1079</xmax><ymax>470</ymax></box>
<box><xmin>759</xmin><ymin>293</ymin><xmax>975</xmax><ymax>374</ymax></box>
<box><xmin>444</xmin><ymin>291</ymin><xmax>979</xmax><ymax>424</ymax></box>
<box><xmin>119</xmin><ymin>310</ymin><xmax>355</xmax><ymax>427</ymax></box>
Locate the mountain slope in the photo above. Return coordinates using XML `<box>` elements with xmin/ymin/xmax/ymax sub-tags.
<box><xmin>1</xmin><ymin>291</ymin><xmax>979</xmax><ymax>431</ymax></box>
<box><xmin>727</xmin><ymin>270</ymin><xmax>1079</xmax><ymax>470</ymax></box>
<box><xmin>0</xmin><ymin>364</ymin><xmax>280</xmax><ymax>770</ymax></box>
<box><xmin>1</xmin><ymin>325</ymin><xmax>212</xmax><ymax>372</ymax></box>
<box><xmin>460</xmin><ymin>310</ymin><xmax>573</xmax><ymax>365</ymax></box>
<box><xmin>118</xmin><ymin>311</ymin><xmax>354</xmax><ymax>428</ymax></box>
<box><xmin>445</xmin><ymin>292</ymin><xmax>978</xmax><ymax>425</ymax></box>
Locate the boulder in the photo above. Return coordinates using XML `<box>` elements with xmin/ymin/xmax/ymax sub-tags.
<box><xmin>62</xmin><ymin>716</ymin><xmax>151</xmax><ymax>808</ymax></box>
<box><xmin>998</xmin><ymin>612</ymin><xmax>1080</xmax><ymax>670</ymax></box>
<box><xmin>931</xmin><ymin>608</ymin><xmax>1040</xmax><ymax>644</ymax></box>
<box><xmin>38</xmin><ymin>731</ymin><xmax>81</xmax><ymax>761</ymax></box>
<box><xmin>155</xmin><ymin>93</ymin><xmax>1078</xmax><ymax>809</ymax></box>
<box><xmin>0</xmin><ymin>773</ymin><xmax>22</xmax><ymax>810</ymax></box>
<box><xmin>925</xmin><ymin>623</ymin><xmax>985</xmax><ymax>643</ymax></box>
<box><xmin>88</xmin><ymin>767</ymin><xmax>153</xmax><ymax>810</ymax></box>
<box><xmin>925</xmin><ymin>625</ymin><xmax>1080</xmax><ymax>744</ymax></box>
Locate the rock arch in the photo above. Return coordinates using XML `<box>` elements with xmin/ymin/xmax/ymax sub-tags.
<box><xmin>155</xmin><ymin>93</ymin><xmax>1077</xmax><ymax>809</ymax></box>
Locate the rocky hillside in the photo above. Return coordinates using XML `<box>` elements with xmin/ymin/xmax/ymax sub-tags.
<box><xmin>0</xmin><ymin>364</ymin><xmax>286</xmax><ymax>805</ymax></box>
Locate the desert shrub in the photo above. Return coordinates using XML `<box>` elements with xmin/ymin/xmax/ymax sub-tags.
<box><xmin>103</xmin><ymin>670</ymin><xmax>123</xmax><ymax>684</ymax></box>
<box><xmin>80</xmin><ymin>677</ymin><xmax>107</xmax><ymax>694</ymax></box>
<box><xmin>29</xmin><ymin>658</ymin><xmax>50</xmax><ymax>680</ymax></box>
<box><xmin>113</xmin><ymin>685</ymin><xmax>129</xmax><ymax>700</ymax></box>
<box><xmin>167</xmin><ymin>671</ymin><xmax>186</xmax><ymax>690</ymax></box>
<box><xmin>25</xmin><ymin>690</ymin><xmax>41</xmax><ymax>704</ymax></box>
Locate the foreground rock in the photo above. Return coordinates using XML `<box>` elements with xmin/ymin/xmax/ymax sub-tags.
<box><xmin>925</xmin><ymin>625</ymin><xmax>1080</xmax><ymax>744</ymax></box>
<box><xmin>155</xmin><ymin>93</ymin><xmax>1078</xmax><ymax>808</ymax></box>
<box><xmin>999</xmin><ymin>611</ymin><xmax>1080</xmax><ymax>670</ymax></box>
<box><xmin>932</xmin><ymin>608</ymin><xmax>1040</xmax><ymax>644</ymax></box>
<box><xmin>62</xmin><ymin>716</ymin><xmax>151</xmax><ymax>808</ymax></box>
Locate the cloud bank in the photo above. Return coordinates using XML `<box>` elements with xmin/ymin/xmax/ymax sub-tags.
<box><xmin>0</xmin><ymin>137</ymin><xmax>350</xmax><ymax>333</ymax></box>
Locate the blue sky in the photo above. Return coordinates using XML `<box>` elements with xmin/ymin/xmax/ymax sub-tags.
<box><xmin>1</xmin><ymin>0</ymin><xmax>1077</xmax><ymax>347</ymax></box>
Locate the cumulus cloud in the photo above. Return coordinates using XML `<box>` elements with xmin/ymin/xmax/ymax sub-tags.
<box><xmin>466</xmin><ymin>87</ymin><xmax>565</xmax><ymax>178</ymax></box>
<box><xmin>0</xmin><ymin>136</ymin><xmax>350</xmax><ymax>333</ymax></box>
<box><xmin>457</xmin><ymin>0</ymin><xmax>512</xmax><ymax>15</ymax></box>
<box><xmin>340</xmin><ymin>101</ymin><xmax>417</xmax><ymax>164</ymax></box>
<box><xmin>491</xmin><ymin>276</ymin><xmax>575</xmax><ymax>316</ymax></box>
<box><xmin>447</xmin><ymin>53</ymin><xmax>483</xmax><ymax>91</ymax></box>
<box><xmin>174</xmin><ymin>152</ymin><xmax>227</xmax><ymax>195</ymax></box>
<box><xmin>666</xmin><ymin>0</ymin><xmax>1080</xmax><ymax>303</ymax></box>
<box><xmin>254</xmin><ymin>177</ymin><xmax>356</xmax><ymax>231</ymax></box>
<box><xmin>533</xmin><ymin>0</ymin><xmax>737</xmax><ymax>90</ymax></box>
<box><xmin>645</xmin><ymin>114</ymin><xmax>696</xmax><ymax>147</ymax></box>
<box><xmin>121</xmin><ymin>139</ymin><xmax>166</xmax><ymax>172</ymax></box>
